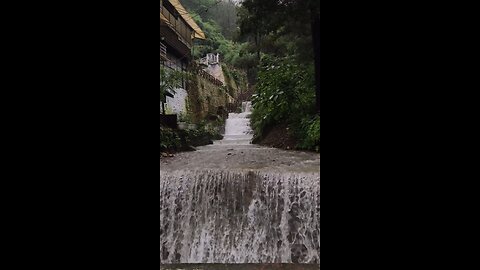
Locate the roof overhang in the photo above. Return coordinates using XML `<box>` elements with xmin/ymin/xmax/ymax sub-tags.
<box><xmin>168</xmin><ymin>0</ymin><xmax>206</xmax><ymax>40</ymax></box>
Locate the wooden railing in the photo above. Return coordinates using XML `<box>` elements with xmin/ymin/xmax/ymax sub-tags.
<box><xmin>160</xmin><ymin>5</ymin><xmax>193</xmax><ymax>48</ymax></box>
<box><xmin>160</xmin><ymin>42</ymin><xmax>167</xmax><ymax>60</ymax></box>
<box><xmin>190</xmin><ymin>62</ymin><xmax>224</xmax><ymax>87</ymax></box>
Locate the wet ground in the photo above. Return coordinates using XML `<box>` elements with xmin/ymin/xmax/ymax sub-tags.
<box><xmin>160</xmin><ymin>144</ymin><xmax>320</xmax><ymax>174</ymax></box>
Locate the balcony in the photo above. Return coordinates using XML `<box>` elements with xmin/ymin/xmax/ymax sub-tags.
<box><xmin>160</xmin><ymin>5</ymin><xmax>193</xmax><ymax>49</ymax></box>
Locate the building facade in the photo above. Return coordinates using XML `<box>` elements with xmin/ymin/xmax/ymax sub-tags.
<box><xmin>160</xmin><ymin>0</ymin><xmax>205</xmax><ymax>116</ymax></box>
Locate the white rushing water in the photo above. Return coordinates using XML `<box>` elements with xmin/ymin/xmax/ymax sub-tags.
<box><xmin>160</xmin><ymin>101</ymin><xmax>320</xmax><ymax>264</ymax></box>
<box><xmin>214</xmin><ymin>101</ymin><xmax>253</xmax><ymax>145</ymax></box>
<box><xmin>160</xmin><ymin>170</ymin><xmax>320</xmax><ymax>264</ymax></box>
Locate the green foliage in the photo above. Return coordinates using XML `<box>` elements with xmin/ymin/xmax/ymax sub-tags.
<box><xmin>222</xmin><ymin>63</ymin><xmax>248</xmax><ymax>98</ymax></box>
<box><xmin>239</xmin><ymin>0</ymin><xmax>319</xmax><ymax>38</ymax></box>
<box><xmin>296</xmin><ymin>115</ymin><xmax>320</xmax><ymax>152</ymax></box>
<box><xmin>184</xmin><ymin>129</ymin><xmax>209</xmax><ymax>144</ymax></box>
<box><xmin>160</xmin><ymin>65</ymin><xmax>187</xmax><ymax>103</ymax></box>
<box><xmin>160</xmin><ymin>65</ymin><xmax>191</xmax><ymax>114</ymax></box>
<box><xmin>160</xmin><ymin>117</ymin><xmax>226</xmax><ymax>152</ymax></box>
<box><xmin>182</xmin><ymin>122</ymin><xmax>224</xmax><ymax>146</ymax></box>
<box><xmin>190</xmin><ymin>12</ymin><xmax>246</xmax><ymax>67</ymax></box>
<box><xmin>178</xmin><ymin>2</ymin><xmax>257</xmax><ymax>83</ymax></box>
<box><xmin>251</xmin><ymin>56</ymin><xmax>315</xmax><ymax>138</ymax></box>
<box><xmin>237</xmin><ymin>0</ymin><xmax>319</xmax><ymax>84</ymax></box>
<box><xmin>182</xmin><ymin>0</ymin><xmax>238</xmax><ymax>40</ymax></box>
<box><xmin>160</xmin><ymin>127</ymin><xmax>181</xmax><ymax>151</ymax></box>
<box><xmin>238</xmin><ymin>1</ymin><xmax>320</xmax><ymax>151</ymax></box>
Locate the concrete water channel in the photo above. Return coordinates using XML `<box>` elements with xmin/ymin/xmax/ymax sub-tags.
<box><xmin>160</xmin><ymin>102</ymin><xmax>320</xmax><ymax>268</ymax></box>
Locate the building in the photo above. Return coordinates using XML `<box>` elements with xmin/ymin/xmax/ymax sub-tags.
<box><xmin>160</xmin><ymin>0</ymin><xmax>205</xmax><ymax>116</ymax></box>
<box><xmin>199</xmin><ymin>53</ymin><xmax>226</xmax><ymax>85</ymax></box>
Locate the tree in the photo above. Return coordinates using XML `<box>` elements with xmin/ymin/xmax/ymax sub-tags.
<box><xmin>160</xmin><ymin>65</ymin><xmax>186</xmax><ymax>114</ymax></box>
<box><xmin>238</xmin><ymin>0</ymin><xmax>320</xmax><ymax>113</ymax></box>
<box><xmin>182</xmin><ymin>0</ymin><xmax>238</xmax><ymax>39</ymax></box>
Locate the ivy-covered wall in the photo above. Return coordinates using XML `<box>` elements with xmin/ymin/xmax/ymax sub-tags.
<box><xmin>222</xmin><ymin>64</ymin><xmax>248</xmax><ymax>101</ymax></box>
<box><xmin>186</xmin><ymin>74</ymin><xmax>234</xmax><ymax>123</ymax></box>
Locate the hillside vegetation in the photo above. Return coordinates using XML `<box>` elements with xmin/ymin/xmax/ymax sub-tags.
<box><xmin>177</xmin><ymin>0</ymin><xmax>320</xmax><ymax>152</ymax></box>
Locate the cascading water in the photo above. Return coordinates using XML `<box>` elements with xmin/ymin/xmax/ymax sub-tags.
<box><xmin>160</xmin><ymin>170</ymin><xmax>320</xmax><ymax>264</ymax></box>
<box><xmin>160</xmin><ymin>101</ymin><xmax>320</xmax><ymax>265</ymax></box>
<box><xmin>214</xmin><ymin>101</ymin><xmax>253</xmax><ymax>145</ymax></box>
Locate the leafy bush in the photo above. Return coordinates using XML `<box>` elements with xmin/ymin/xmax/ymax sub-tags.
<box><xmin>160</xmin><ymin>123</ymin><xmax>224</xmax><ymax>152</ymax></box>
<box><xmin>182</xmin><ymin>126</ymin><xmax>223</xmax><ymax>146</ymax></box>
<box><xmin>160</xmin><ymin>127</ymin><xmax>181</xmax><ymax>151</ymax></box>
<box><xmin>251</xmin><ymin>56</ymin><xmax>315</xmax><ymax>139</ymax></box>
<box><xmin>296</xmin><ymin>115</ymin><xmax>320</xmax><ymax>152</ymax></box>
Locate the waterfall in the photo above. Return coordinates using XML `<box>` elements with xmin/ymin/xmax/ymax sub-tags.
<box><xmin>160</xmin><ymin>100</ymin><xmax>320</xmax><ymax>265</ymax></box>
<box><xmin>214</xmin><ymin>101</ymin><xmax>253</xmax><ymax>145</ymax></box>
<box><xmin>160</xmin><ymin>170</ymin><xmax>320</xmax><ymax>264</ymax></box>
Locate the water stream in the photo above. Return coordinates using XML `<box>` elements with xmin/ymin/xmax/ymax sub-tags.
<box><xmin>214</xmin><ymin>101</ymin><xmax>253</xmax><ymax>146</ymax></box>
<box><xmin>160</xmin><ymin>102</ymin><xmax>320</xmax><ymax>264</ymax></box>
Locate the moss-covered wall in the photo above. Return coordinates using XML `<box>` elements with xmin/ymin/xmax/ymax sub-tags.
<box><xmin>186</xmin><ymin>75</ymin><xmax>234</xmax><ymax>123</ymax></box>
<box><xmin>183</xmin><ymin>64</ymin><xmax>248</xmax><ymax>124</ymax></box>
<box><xmin>222</xmin><ymin>64</ymin><xmax>248</xmax><ymax>101</ymax></box>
